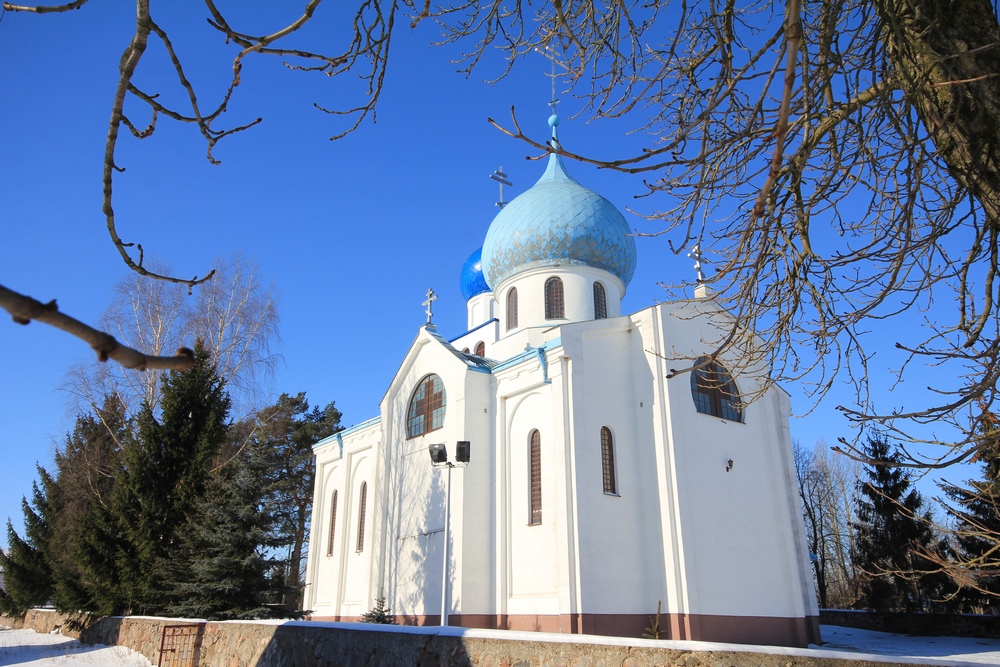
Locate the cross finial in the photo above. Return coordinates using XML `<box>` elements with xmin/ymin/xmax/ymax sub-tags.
<box><xmin>489</xmin><ymin>166</ymin><xmax>513</xmax><ymax>209</ymax></box>
<box><xmin>688</xmin><ymin>244</ymin><xmax>706</xmax><ymax>283</ymax></box>
<box><xmin>534</xmin><ymin>45</ymin><xmax>568</xmax><ymax>116</ymax></box>
<box><xmin>423</xmin><ymin>288</ymin><xmax>438</xmax><ymax>325</ymax></box>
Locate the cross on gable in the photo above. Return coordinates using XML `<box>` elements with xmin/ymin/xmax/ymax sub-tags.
<box><xmin>423</xmin><ymin>288</ymin><xmax>438</xmax><ymax>325</ymax></box>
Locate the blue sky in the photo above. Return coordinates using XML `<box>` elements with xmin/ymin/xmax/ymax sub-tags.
<box><xmin>0</xmin><ymin>4</ymin><xmax>958</xmax><ymax>547</ymax></box>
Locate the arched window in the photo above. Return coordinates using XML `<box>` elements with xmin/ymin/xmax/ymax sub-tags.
<box><xmin>326</xmin><ymin>490</ymin><xmax>338</xmax><ymax>556</ymax></box>
<box><xmin>544</xmin><ymin>277</ymin><xmax>565</xmax><ymax>319</ymax></box>
<box><xmin>691</xmin><ymin>357</ymin><xmax>743</xmax><ymax>422</ymax></box>
<box><xmin>507</xmin><ymin>287</ymin><xmax>518</xmax><ymax>330</ymax></box>
<box><xmin>474</xmin><ymin>341</ymin><xmax>486</xmax><ymax>357</ymax></box>
<box><xmin>407</xmin><ymin>374</ymin><xmax>446</xmax><ymax>438</ymax></box>
<box><xmin>529</xmin><ymin>430</ymin><xmax>542</xmax><ymax>526</ymax></box>
<box><xmin>356</xmin><ymin>482</ymin><xmax>367</xmax><ymax>553</ymax></box>
<box><xmin>594</xmin><ymin>282</ymin><xmax>607</xmax><ymax>320</ymax></box>
<box><xmin>461</xmin><ymin>347</ymin><xmax>470</xmax><ymax>354</ymax></box>
<box><xmin>601</xmin><ymin>427</ymin><xmax>617</xmax><ymax>495</ymax></box>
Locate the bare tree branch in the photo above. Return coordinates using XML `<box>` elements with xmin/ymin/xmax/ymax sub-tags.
<box><xmin>2</xmin><ymin>0</ymin><xmax>88</xmax><ymax>13</ymax></box>
<box><xmin>0</xmin><ymin>283</ymin><xmax>195</xmax><ymax>371</ymax></box>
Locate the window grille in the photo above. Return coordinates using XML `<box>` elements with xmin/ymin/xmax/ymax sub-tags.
<box><xmin>529</xmin><ymin>430</ymin><xmax>542</xmax><ymax>525</ymax></box>
<box><xmin>594</xmin><ymin>282</ymin><xmax>607</xmax><ymax>319</ymax></box>
<box><xmin>326</xmin><ymin>490</ymin><xmax>338</xmax><ymax>556</ymax></box>
<box><xmin>356</xmin><ymin>482</ymin><xmax>367</xmax><ymax>553</ymax></box>
<box><xmin>545</xmin><ymin>277</ymin><xmax>565</xmax><ymax>319</ymax></box>
<box><xmin>601</xmin><ymin>427</ymin><xmax>617</xmax><ymax>494</ymax></box>
<box><xmin>407</xmin><ymin>374</ymin><xmax>446</xmax><ymax>438</ymax></box>
<box><xmin>691</xmin><ymin>357</ymin><xmax>743</xmax><ymax>422</ymax></box>
<box><xmin>507</xmin><ymin>287</ymin><xmax>519</xmax><ymax>330</ymax></box>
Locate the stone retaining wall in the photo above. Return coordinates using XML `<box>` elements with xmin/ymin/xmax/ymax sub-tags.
<box><xmin>1</xmin><ymin>609</ymin><xmax>940</xmax><ymax>667</ymax></box>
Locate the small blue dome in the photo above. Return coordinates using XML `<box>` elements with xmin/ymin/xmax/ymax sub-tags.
<box><xmin>459</xmin><ymin>247</ymin><xmax>490</xmax><ymax>300</ymax></box>
<box><xmin>481</xmin><ymin>153</ymin><xmax>636</xmax><ymax>289</ymax></box>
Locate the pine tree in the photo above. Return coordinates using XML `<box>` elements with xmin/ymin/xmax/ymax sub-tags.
<box><xmin>247</xmin><ymin>393</ymin><xmax>342</xmax><ymax>614</ymax></box>
<box><xmin>0</xmin><ymin>469</ymin><xmax>56</xmax><ymax>615</ymax></box>
<box><xmin>114</xmin><ymin>343</ymin><xmax>231</xmax><ymax>614</ymax></box>
<box><xmin>852</xmin><ymin>434</ymin><xmax>944</xmax><ymax>611</ymax></box>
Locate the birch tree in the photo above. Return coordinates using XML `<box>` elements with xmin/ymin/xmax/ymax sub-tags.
<box><xmin>65</xmin><ymin>254</ymin><xmax>279</xmax><ymax>420</ymax></box>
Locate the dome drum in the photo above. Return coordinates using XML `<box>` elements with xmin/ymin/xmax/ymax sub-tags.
<box><xmin>496</xmin><ymin>265</ymin><xmax>624</xmax><ymax>335</ymax></box>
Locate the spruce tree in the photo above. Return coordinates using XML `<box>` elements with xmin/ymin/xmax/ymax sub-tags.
<box><xmin>939</xmin><ymin>405</ymin><xmax>1000</xmax><ymax>610</ymax></box>
<box><xmin>0</xmin><ymin>469</ymin><xmax>56</xmax><ymax>615</ymax></box>
<box><xmin>852</xmin><ymin>434</ymin><xmax>943</xmax><ymax>611</ymax></box>
<box><xmin>49</xmin><ymin>396</ymin><xmax>129</xmax><ymax>613</ymax></box>
<box><xmin>114</xmin><ymin>343</ymin><xmax>231</xmax><ymax>614</ymax></box>
<box><xmin>164</xmin><ymin>452</ymin><xmax>274</xmax><ymax>620</ymax></box>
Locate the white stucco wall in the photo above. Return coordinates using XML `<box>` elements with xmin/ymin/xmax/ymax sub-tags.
<box><xmin>633</xmin><ymin>300</ymin><xmax>816</xmax><ymax>620</ymax></box>
<box><xmin>306</xmin><ymin>296</ymin><xmax>817</xmax><ymax>632</ymax></box>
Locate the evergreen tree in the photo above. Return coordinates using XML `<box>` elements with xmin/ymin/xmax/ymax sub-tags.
<box><xmin>0</xmin><ymin>469</ymin><xmax>56</xmax><ymax>615</ymax></box>
<box><xmin>164</xmin><ymin>451</ymin><xmax>275</xmax><ymax>620</ymax></box>
<box><xmin>113</xmin><ymin>343</ymin><xmax>231</xmax><ymax>614</ymax></box>
<box><xmin>248</xmin><ymin>393</ymin><xmax>342</xmax><ymax>614</ymax></box>
<box><xmin>361</xmin><ymin>596</ymin><xmax>395</xmax><ymax>624</ymax></box>
<box><xmin>852</xmin><ymin>434</ymin><xmax>945</xmax><ymax>611</ymax></box>
<box><xmin>49</xmin><ymin>396</ymin><xmax>129</xmax><ymax>613</ymax></box>
<box><xmin>939</xmin><ymin>404</ymin><xmax>1000</xmax><ymax>610</ymax></box>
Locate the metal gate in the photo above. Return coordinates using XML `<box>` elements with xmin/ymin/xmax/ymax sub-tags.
<box><xmin>158</xmin><ymin>623</ymin><xmax>205</xmax><ymax>667</ymax></box>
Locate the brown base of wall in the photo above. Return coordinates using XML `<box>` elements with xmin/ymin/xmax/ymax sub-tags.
<box><xmin>307</xmin><ymin>611</ymin><xmax>822</xmax><ymax>648</ymax></box>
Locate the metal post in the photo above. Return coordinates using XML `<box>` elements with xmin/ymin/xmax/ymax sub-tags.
<box><xmin>441</xmin><ymin>462</ymin><xmax>452</xmax><ymax>626</ymax></box>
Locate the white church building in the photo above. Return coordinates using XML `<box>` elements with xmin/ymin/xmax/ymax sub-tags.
<box><xmin>304</xmin><ymin>116</ymin><xmax>820</xmax><ymax>647</ymax></box>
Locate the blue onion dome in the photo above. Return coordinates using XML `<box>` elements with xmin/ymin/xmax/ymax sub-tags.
<box><xmin>459</xmin><ymin>247</ymin><xmax>490</xmax><ymax>300</ymax></box>
<box><xmin>481</xmin><ymin>148</ymin><xmax>637</xmax><ymax>290</ymax></box>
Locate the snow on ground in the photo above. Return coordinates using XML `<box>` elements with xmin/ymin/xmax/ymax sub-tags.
<box><xmin>0</xmin><ymin>627</ymin><xmax>152</xmax><ymax>666</ymax></box>
<box><xmin>1</xmin><ymin>624</ymin><xmax>1000</xmax><ymax>666</ymax></box>
<box><xmin>815</xmin><ymin>625</ymin><xmax>1000</xmax><ymax>666</ymax></box>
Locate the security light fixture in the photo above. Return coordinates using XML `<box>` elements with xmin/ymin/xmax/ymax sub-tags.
<box><xmin>726</xmin><ymin>458</ymin><xmax>734</xmax><ymax>473</ymax></box>
<box><xmin>429</xmin><ymin>443</ymin><xmax>448</xmax><ymax>465</ymax></box>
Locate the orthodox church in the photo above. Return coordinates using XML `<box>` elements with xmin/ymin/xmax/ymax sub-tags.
<box><xmin>304</xmin><ymin>115</ymin><xmax>820</xmax><ymax>647</ymax></box>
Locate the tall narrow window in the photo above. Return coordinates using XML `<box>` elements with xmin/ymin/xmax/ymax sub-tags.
<box><xmin>594</xmin><ymin>282</ymin><xmax>607</xmax><ymax>320</ymax></box>
<box><xmin>529</xmin><ymin>430</ymin><xmax>542</xmax><ymax>525</ymax></box>
<box><xmin>326</xmin><ymin>490</ymin><xmax>338</xmax><ymax>556</ymax></box>
<box><xmin>507</xmin><ymin>287</ymin><xmax>518</xmax><ymax>330</ymax></box>
<box><xmin>474</xmin><ymin>341</ymin><xmax>486</xmax><ymax>357</ymax></box>
<box><xmin>601</xmin><ymin>427</ymin><xmax>617</xmax><ymax>495</ymax></box>
<box><xmin>356</xmin><ymin>482</ymin><xmax>367</xmax><ymax>553</ymax></box>
<box><xmin>407</xmin><ymin>374</ymin><xmax>446</xmax><ymax>438</ymax></box>
<box><xmin>691</xmin><ymin>357</ymin><xmax>743</xmax><ymax>422</ymax></box>
<box><xmin>544</xmin><ymin>277</ymin><xmax>565</xmax><ymax>319</ymax></box>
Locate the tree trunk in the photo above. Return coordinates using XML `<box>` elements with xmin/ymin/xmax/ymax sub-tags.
<box><xmin>877</xmin><ymin>0</ymin><xmax>1000</xmax><ymax>223</ymax></box>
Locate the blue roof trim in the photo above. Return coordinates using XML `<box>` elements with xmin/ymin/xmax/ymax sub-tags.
<box><xmin>313</xmin><ymin>416</ymin><xmax>381</xmax><ymax>451</ymax></box>
<box><xmin>341</xmin><ymin>416</ymin><xmax>381</xmax><ymax>436</ymax></box>
<box><xmin>491</xmin><ymin>338</ymin><xmax>563</xmax><ymax>373</ymax></box>
<box><xmin>448</xmin><ymin>318</ymin><xmax>499</xmax><ymax>343</ymax></box>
